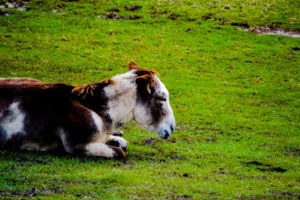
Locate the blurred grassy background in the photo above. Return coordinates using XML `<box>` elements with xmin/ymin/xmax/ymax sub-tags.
<box><xmin>0</xmin><ymin>0</ymin><xmax>299</xmax><ymax>199</ymax></box>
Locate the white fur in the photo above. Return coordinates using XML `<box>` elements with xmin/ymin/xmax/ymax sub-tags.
<box><xmin>104</xmin><ymin>70</ymin><xmax>175</xmax><ymax>137</ymax></box>
<box><xmin>2</xmin><ymin>102</ymin><xmax>26</xmax><ymax>139</ymax></box>
<box><xmin>104</xmin><ymin>71</ymin><xmax>136</xmax><ymax>98</ymax></box>
<box><xmin>58</xmin><ymin>128</ymin><xmax>72</xmax><ymax>153</ymax></box>
<box><xmin>133</xmin><ymin>103</ymin><xmax>153</xmax><ymax>130</ymax></box>
<box><xmin>104</xmin><ymin>72</ymin><xmax>136</xmax><ymax>130</ymax></box>
<box><xmin>133</xmin><ymin>74</ymin><xmax>175</xmax><ymax>136</ymax></box>
<box><xmin>112</xmin><ymin>129</ymin><xmax>123</xmax><ymax>136</ymax></box>
<box><xmin>91</xmin><ymin>111</ymin><xmax>103</xmax><ymax>132</ymax></box>
<box><xmin>107</xmin><ymin>135</ymin><xmax>128</xmax><ymax>149</ymax></box>
<box><xmin>85</xmin><ymin>143</ymin><xmax>114</xmax><ymax>157</ymax></box>
<box><xmin>90</xmin><ymin>111</ymin><xmax>109</xmax><ymax>143</ymax></box>
<box><xmin>107</xmin><ymin>91</ymin><xmax>135</xmax><ymax>127</ymax></box>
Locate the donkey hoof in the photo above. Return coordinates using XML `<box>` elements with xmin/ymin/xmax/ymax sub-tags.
<box><xmin>110</xmin><ymin>146</ymin><xmax>126</xmax><ymax>160</ymax></box>
<box><xmin>121</xmin><ymin>146</ymin><xmax>127</xmax><ymax>152</ymax></box>
<box><xmin>106</xmin><ymin>136</ymin><xmax>128</xmax><ymax>151</ymax></box>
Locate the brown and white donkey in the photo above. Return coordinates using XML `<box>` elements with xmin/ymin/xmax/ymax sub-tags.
<box><xmin>0</xmin><ymin>61</ymin><xmax>175</xmax><ymax>159</ymax></box>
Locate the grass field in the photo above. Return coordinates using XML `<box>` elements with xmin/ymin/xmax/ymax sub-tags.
<box><xmin>0</xmin><ymin>0</ymin><xmax>299</xmax><ymax>199</ymax></box>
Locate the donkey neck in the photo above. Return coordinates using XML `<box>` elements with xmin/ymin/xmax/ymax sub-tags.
<box><xmin>104</xmin><ymin>71</ymin><xmax>137</xmax><ymax>130</ymax></box>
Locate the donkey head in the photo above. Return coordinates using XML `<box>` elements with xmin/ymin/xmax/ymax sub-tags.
<box><xmin>128</xmin><ymin>61</ymin><xmax>175</xmax><ymax>139</ymax></box>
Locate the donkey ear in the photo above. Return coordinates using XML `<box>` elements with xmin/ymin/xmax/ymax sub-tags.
<box><xmin>128</xmin><ymin>61</ymin><xmax>141</xmax><ymax>71</ymax></box>
<box><xmin>134</xmin><ymin>74</ymin><xmax>156</xmax><ymax>94</ymax></box>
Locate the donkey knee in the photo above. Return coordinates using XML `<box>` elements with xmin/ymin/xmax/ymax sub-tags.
<box><xmin>106</xmin><ymin>136</ymin><xmax>128</xmax><ymax>151</ymax></box>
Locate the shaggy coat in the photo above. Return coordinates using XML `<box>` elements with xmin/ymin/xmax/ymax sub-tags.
<box><xmin>0</xmin><ymin>62</ymin><xmax>175</xmax><ymax>159</ymax></box>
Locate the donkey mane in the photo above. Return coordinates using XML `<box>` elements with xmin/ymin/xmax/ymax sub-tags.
<box><xmin>72</xmin><ymin>79</ymin><xmax>114</xmax><ymax>100</ymax></box>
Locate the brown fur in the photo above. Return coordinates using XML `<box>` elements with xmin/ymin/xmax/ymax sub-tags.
<box><xmin>0</xmin><ymin>61</ymin><xmax>174</xmax><ymax>158</ymax></box>
<box><xmin>72</xmin><ymin>79</ymin><xmax>115</xmax><ymax>99</ymax></box>
<box><xmin>0</xmin><ymin>78</ymin><xmax>117</xmax><ymax>156</ymax></box>
<box><xmin>72</xmin><ymin>84</ymin><xmax>97</xmax><ymax>99</ymax></box>
<box><xmin>129</xmin><ymin>61</ymin><xmax>158</xmax><ymax>95</ymax></box>
<box><xmin>128</xmin><ymin>61</ymin><xmax>158</xmax><ymax>76</ymax></box>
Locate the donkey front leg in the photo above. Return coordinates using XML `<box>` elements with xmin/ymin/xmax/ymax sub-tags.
<box><xmin>106</xmin><ymin>135</ymin><xmax>128</xmax><ymax>151</ymax></box>
<box><xmin>58</xmin><ymin>129</ymin><xmax>125</xmax><ymax>159</ymax></box>
<box><xmin>85</xmin><ymin>142</ymin><xmax>125</xmax><ymax>159</ymax></box>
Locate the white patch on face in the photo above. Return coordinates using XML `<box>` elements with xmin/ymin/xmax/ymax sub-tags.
<box><xmin>1</xmin><ymin>102</ymin><xmax>26</xmax><ymax>139</ymax></box>
<box><xmin>133</xmin><ymin>103</ymin><xmax>153</xmax><ymax>131</ymax></box>
<box><xmin>85</xmin><ymin>143</ymin><xmax>114</xmax><ymax>157</ymax></box>
<box><xmin>107</xmin><ymin>92</ymin><xmax>135</xmax><ymax>128</ymax></box>
<box><xmin>58</xmin><ymin>128</ymin><xmax>72</xmax><ymax>153</ymax></box>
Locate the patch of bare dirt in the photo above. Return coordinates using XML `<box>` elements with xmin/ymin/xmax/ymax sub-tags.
<box><xmin>238</xmin><ymin>191</ymin><xmax>300</xmax><ymax>199</ymax></box>
<box><xmin>169</xmin><ymin>155</ymin><xmax>188</xmax><ymax>160</ymax></box>
<box><xmin>253</xmin><ymin>26</ymin><xmax>300</xmax><ymax>38</ymax></box>
<box><xmin>97</xmin><ymin>12</ymin><xmax>143</xmax><ymax>20</ymax></box>
<box><xmin>258</xmin><ymin>166</ymin><xmax>287</xmax><ymax>173</ymax></box>
<box><xmin>243</xmin><ymin>161</ymin><xmax>287</xmax><ymax>173</ymax></box>
<box><xmin>124</xmin><ymin>5</ymin><xmax>142</xmax><ymax>11</ymax></box>
<box><xmin>231</xmin><ymin>22</ymin><xmax>250</xmax><ymax>28</ymax></box>
<box><xmin>0</xmin><ymin>0</ymin><xmax>28</xmax><ymax>15</ymax></box>
<box><xmin>237</xmin><ymin>26</ymin><xmax>300</xmax><ymax>38</ymax></box>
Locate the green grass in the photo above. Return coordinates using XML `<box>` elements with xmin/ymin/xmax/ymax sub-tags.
<box><xmin>0</xmin><ymin>0</ymin><xmax>300</xmax><ymax>199</ymax></box>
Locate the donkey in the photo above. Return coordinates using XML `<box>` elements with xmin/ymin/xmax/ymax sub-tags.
<box><xmin>0</xmin><ymin>61</ymin><xmax>175</xmax><ymax>159</ymax></box>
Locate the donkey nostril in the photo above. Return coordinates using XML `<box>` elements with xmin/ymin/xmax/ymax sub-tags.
<box><xmin>164</xmin><ymin>130</ymin><xmax>170</xmax><ymax>139</ymax></box>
